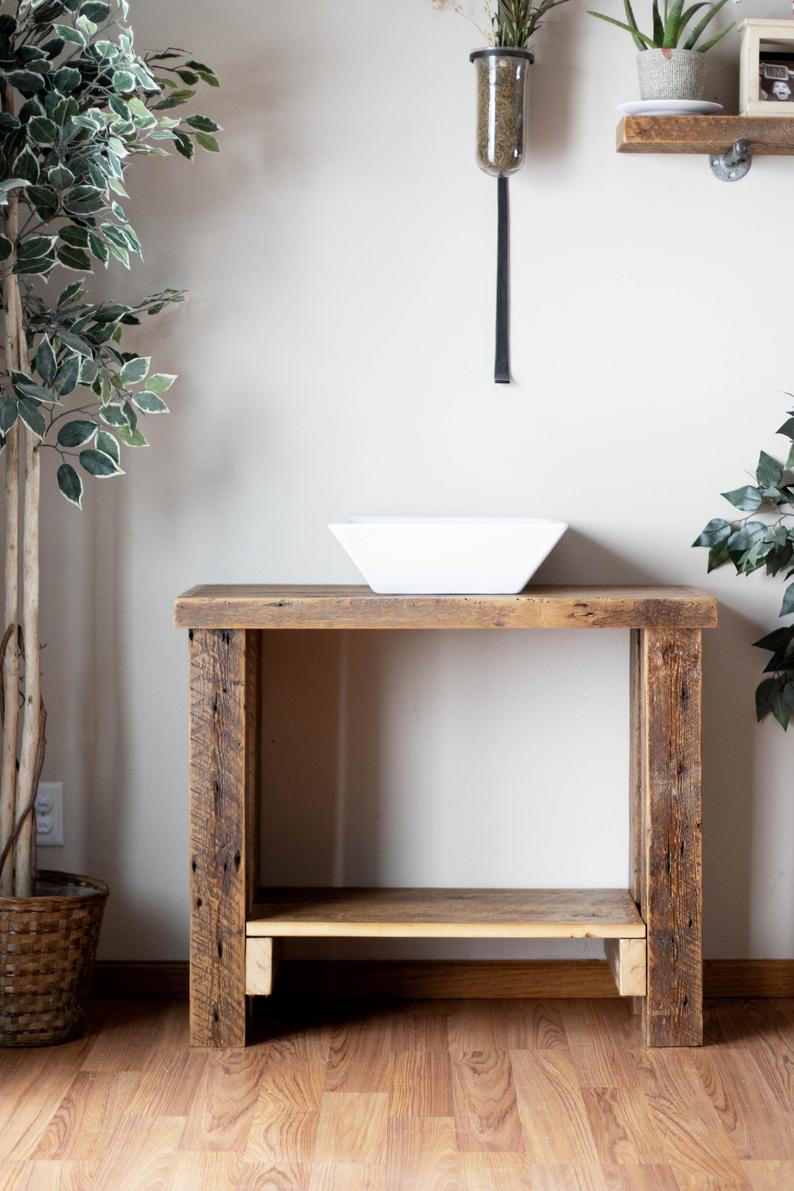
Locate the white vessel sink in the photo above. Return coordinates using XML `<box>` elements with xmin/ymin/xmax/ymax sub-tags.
<box><xmin>328</xmin><ymin>517</ymin><xmax>567</xmax><ymax>595</ymax></box>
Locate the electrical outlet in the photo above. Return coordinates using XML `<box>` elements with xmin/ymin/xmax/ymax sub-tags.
<box><xmin>35</xmin><ymin>782</ymin><xmax>64</xmax><ymax>847</ymax></box>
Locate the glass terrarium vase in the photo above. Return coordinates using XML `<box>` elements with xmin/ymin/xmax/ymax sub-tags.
<box><xmin>469</xmin><ymin>48</ymin><xmax>534</xmax><ymax>177</ymax></box>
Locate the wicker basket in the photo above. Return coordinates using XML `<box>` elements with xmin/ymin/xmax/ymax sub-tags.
<box><xmin>0</xmin><ymin>870</ymin><xmax>108</xmax><ymax>1047</ymax></box>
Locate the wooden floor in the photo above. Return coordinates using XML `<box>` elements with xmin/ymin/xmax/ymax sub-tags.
<box><xmin>1</xmin><ymin>997</ymin><xmax>794</xmax><ymax>1190</ymax></box>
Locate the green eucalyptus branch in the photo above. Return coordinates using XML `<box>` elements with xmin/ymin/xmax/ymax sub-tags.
<box><xmin>693</xmin><ymin>406</ymin><xmax>794</xmax><ymax>730</ymax></box>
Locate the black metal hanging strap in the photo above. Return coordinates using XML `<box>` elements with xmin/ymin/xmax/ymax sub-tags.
<box><xmin>494</xmin><ymin>175</ymin><xmax>510</xmax><ymax>384</ymax></box>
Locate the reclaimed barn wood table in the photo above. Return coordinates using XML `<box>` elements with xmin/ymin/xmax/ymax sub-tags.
<box><xmin>174</xmin><ymin>585</ymin><xmax>717</xmax><ymax>1048</ymax></box>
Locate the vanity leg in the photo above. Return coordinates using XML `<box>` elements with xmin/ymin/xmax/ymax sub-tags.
<box><xmin>188</xmin><ymin>628</ymin><xmax>260</xmax><ymax>1047</ymax></box>
<box><xmin>638</xmin><ymin>627</ymin><xmax>703</xmax><ymax>1047</ymax></box>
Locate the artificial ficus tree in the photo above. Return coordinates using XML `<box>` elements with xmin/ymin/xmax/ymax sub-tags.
<box><xmin>694</xmin><ymin>406</ymin><xmax>794</xmax><ymax>730</ymax></box>
<box><xmin>0</xmin><ymin>0</ymin><xmax>220</xmax><ymax>898</ymax></box>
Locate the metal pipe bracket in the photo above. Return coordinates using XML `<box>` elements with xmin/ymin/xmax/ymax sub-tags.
<box><xmin>709</xmin><ymin>139</ymin><xmax>751</xmax><ymax>182</ymax></box>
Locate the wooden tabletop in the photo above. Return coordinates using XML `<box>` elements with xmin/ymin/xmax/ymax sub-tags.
<box><xmin>174</xmin><ymin>585</ymin><xmax>717</xmax><ymax>631</ymax></box>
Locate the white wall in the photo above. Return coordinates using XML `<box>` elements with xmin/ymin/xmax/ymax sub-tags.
<box><xmin>39</xmin><ymin>0</ymin><xmax>794</xmax><ymax>961</ymax></box>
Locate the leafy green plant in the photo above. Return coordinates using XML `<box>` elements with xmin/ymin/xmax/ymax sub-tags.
<box><xmin>0</xmin><ymin>0</ymin><xmax>220</xmax><ymax>900</ymax></box>
<box><xmin>433</xmin><ymin>0</ymin><xmax>572</xmax><ymax>50</ymax></box>
<box><xmin>693</xmin><ymin>409</ymin><xmax>794</xmax><ymax>730</ymax></box>
<box><xmin>588</xmin><ymin>0</ymin><xmax>735</xmax><ymax>52</ymax></box>
<box><xmin>492</xmin><ymin>0</ymin><xmax>571</xmax><ymax>46</ymax></box>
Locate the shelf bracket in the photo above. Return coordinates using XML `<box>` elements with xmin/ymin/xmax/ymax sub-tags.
<box><xmin>709</xmin><ymin>139</ymin><xmax>751</xmax><ymax>183</ymax></box>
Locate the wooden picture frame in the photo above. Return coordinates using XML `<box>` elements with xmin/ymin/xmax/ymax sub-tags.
<box><xmin>740</xmin><ymin>19</ymin><xmax>794</xmax><ymax>117</ymax></box>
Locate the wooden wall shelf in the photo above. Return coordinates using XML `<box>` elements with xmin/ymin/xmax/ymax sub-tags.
<box><xmin>617</xmin><ymin>115</ymin><xmax>794</xmax><ymax>155</ymax></box>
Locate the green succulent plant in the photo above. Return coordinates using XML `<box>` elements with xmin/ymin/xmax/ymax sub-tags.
<box><xmin>589</xmin><ymin>0</ymin><xmax>735</xmax><ymax>52</ymax></box>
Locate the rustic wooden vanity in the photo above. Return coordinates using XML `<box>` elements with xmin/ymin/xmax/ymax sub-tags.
<box><xmin>174</xmin><ymin>584</ymin><xmax>717</xmax><ymax>1049</ymax></box>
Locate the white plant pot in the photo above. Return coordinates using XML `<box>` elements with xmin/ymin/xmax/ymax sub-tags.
<box><xmin>636</xmin><ymin>48</ymin><xmax>706</xmax><ymax>101</ymax></box>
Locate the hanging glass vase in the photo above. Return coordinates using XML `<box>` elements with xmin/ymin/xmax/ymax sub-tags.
<box><xmin>469</xmin><ymin>48</ymin><xmax>533</xmax><ymax>178</ymax></box>
<box><xmin>469</xmin><ymin>48</ymin><xmax>533</xmax><ymax>384</ymax></box>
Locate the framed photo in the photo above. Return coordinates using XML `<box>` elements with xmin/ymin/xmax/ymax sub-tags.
<box><xmin>740</xmin><ymin>19</ymin><xmax>794</xmax><ymax>117</ymax></box>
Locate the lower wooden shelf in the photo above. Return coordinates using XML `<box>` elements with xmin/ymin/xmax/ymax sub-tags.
<box><xmin>246</xmin><ymin>887</ymin><xmax>646</xmax><ymax>940</ymax></box>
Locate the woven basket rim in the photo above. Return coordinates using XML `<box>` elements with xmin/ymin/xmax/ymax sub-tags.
<box><xmin>0</xmin><ymin>869</ymin><xmax>109</xmax><ymax>911</ymax></box>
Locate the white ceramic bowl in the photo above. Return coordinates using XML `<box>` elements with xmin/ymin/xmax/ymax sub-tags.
<box><xmin>328</xmin><ymin>517</ymin><xmax>567</xmax><ymax>595</ymax></box>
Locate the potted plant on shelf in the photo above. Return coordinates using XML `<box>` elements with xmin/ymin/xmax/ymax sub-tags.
<box><xmin>0</xmin><ymin>0</ymin><xmax>220</xmax><ymax>1047</ymax></box>
<box><xmin>694</xmin><ymin>407</ymin><xmax>794</xmax><ymax>730</ymax></box>
<box><xmin>589</xmin><ymin>0</ymin><xmax>736</xmax><ymax>101</ymax></box>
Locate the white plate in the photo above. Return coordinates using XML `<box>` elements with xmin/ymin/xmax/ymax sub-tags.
<box><xmin>328</xmin><ymin>516</ymin><xmax>568</xmax><ymax>595</ymax></box>
<box><xmin>618</xmin><ymin>99</ymin><xmax>724</xmax><ymax>116</ymax></box>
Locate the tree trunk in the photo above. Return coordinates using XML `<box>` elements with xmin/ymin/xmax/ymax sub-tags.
<box><xmin>0</xmin><ymin>195</ymin><xmax>20</xmax><ymax>898</ymax></box>
<box><xmin>13</xmin><ymin>284</ymin><xmax>40</xmax><ymax>899</ymax></box>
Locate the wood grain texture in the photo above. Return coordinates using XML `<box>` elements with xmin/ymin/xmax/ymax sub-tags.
<box><xmin>174</xmin><ymin>585</ymin><xmax>717</xmax><ymax>631</ymax></box>
<box><xmin>169</xmin><ymin>1151</ymin><xmax>241</xmax><ymax>1189</ymax></box>
<box><xmin>313</xmin><ymin>1092</ymin><xmax>388</xmax><ymax>1164</ymax></box>
<box><xmin>325</xmin><ymin>1014</ymin><xmax>394</xmax><ymax>1095</ymax></box>
<box><xmin>448</xmin><ymin>999</ymin><xmax>540</xmax><ymax>1053</ymax></box>
<box><xmin>641</xmin><ymin>628</ymin><xmax>703</xmax><ymax>1047</ymax></box>
<box><xmin>2</xmin><ymin>998</ymin><xmax>794</xmax><ymax>1186</ymax></box>
<box><xmin>691</xmin><ymin>1048</ymin><xmax>794</xmax><ymax>1160</ymax></box>
<box><xmin>510</xmin><ymin>1048</ymin><xmax>600</xmax><ymax>1166</ymax></box>
<box><xmin>385</xmin><ymin>1117</ymin><xmax>459</xmax><ymax>1191</ymax></box>
<box><xmin>124</xmin><ymin>1051</ymin><xmax>207</xmax><ymax>1118</ymax></box>
<box><xmin>629</xmin><ymin>628</ymin><xmax>647</xmax><ymax>1021</ymax></box>
<box><xmin>180</xmin><ymin>1049</ymin><xmax>266</xmax><ymax>1154</ymax></box>
<box><xmin>704</xmin><ymin>961</ymin><xmax>794</xmax><ymax>999</ymax></box>
<box><xmin>629</xmin><ymin>628</ymin><xmax>644</xmax><ymax>909</ymax></box>
<box><xmin>389</xmin><ymin>1051</ymin><xmax>453</xmax><ymax>1118</ymax></box>
<box><xmin>245</xmin><ymin>938</ymin><xmax>279</xmax><ymax>997</ymax></box>
<box><xmin>247</xmin><ymin>888</ymin><xmax>646</xmax><ymax>939</ymax></box>
<box><xmin>451</xmin><ymin>1051</ymin><xmax>524</xmax><ymax>1153</ymax></box>
<box><xmin>8</xmin><ymin>1160</ymin><xmax>98</xmax><ymax>1190</ymax></box>
<box><xmin>605</xmin><ymin>939</ymin><xmax>646</xmax><ymax>998</ymax></box>
<box><xmin>30</xmin><ymin>1070</ymin><xmax>140</xmax><ymax>1160</ymax></box>
<box><xmin>743</xmin><ymin>1160</ymin><xmax>794</xmax><ymax>1190</ymax></box>
<box><xmin>89</xmin><ymin>957</ymin><xmax>794</xmax><ymax>1001</ymax></box>
<box><xmin>637</xmin><ymin>1049</ymin><xmax>751</xmax><ymax>1188</ymax></box>
<box><xmin>91</xmin><ymin>1114</ymin><xmax>185</xmax><ymax>1191</ymax></box>
<box><xmin>188</xmin><ymin>629</ymin><xmax>260</xmax><ymax>1048</ymax></box>
<box><xmin>243</xmin><ymin>1056</ymin><xmax>325</xmax><ymax>1164</ymax></box>
<box><xmin>617</xmin><ymin>115</ymin><xmax>794</xmax><ymax>154</ymax></box>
